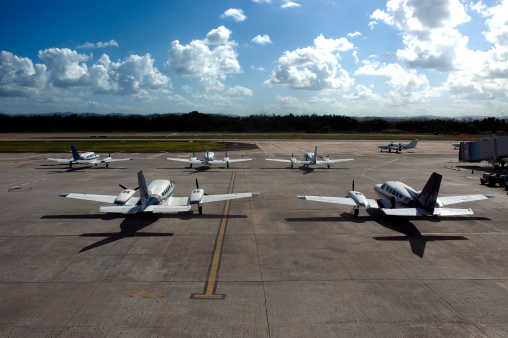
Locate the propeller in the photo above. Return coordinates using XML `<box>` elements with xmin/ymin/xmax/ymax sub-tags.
<box><xmin>195</xmin><ymin>179</ymin><xmax>208</xmax><ymax>194</ymax></box>
<box><xmin>352</xmin><ymin>179</ymin><xmax>354</xmax><ymax>191</ymax></box>
<box><xmin>320</xmin><ymin>155</ymin><xmax>330</xmax><ymax>159</ymax></box>
<box><xmin>119</xmin><ymin>184</ymin><xmax>138</xmax><ymax>190</ymax></box>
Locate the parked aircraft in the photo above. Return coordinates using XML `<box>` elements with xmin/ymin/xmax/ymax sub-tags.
<box><xmin>378</xmin><ymin>139</ymin><xmax>418</xmax><ymax>153</ymax></box>
<box><xmin>166</xmin><ymin>150</ymin><xmax>252</xmax><ymax>168</ymax></box>
<box><xmin>44</xmin><ymin>145</ymin><xmax>133</xmax><ymax>168</ymax></box>
<box><xmin>265</xmin><ymin>146</ymin><xmax>353</xmax><ymax>168</ymax></box>
<box><xmin>59</xmin><ymin>170</ymin><xmax>260</xmax><ymax>214</ymax></box>
<box><xmin>296</xmin><ymin>172</ymin><xmax>494</xmax><ymax>217</ymax></box>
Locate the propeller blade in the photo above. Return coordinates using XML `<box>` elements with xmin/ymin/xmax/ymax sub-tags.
<box><xmin>119</xmin><ymin>184</ymin><xmax>127</xmax><ymax>190</ymax></box>
<box><xmin>195</xmin><ymin>178</ymin><xmax>199</xmax><ymax>190</ymax></box>
<box><xmin>352</xmin><ymin>179</ymin><xmax>354</xmax><ymax>191</ymax></box>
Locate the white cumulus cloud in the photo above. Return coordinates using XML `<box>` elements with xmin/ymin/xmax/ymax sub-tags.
<box><xmin>266</xmin><ymin>35</ymin><xmax>354</xmax><ymax>91</ymax></box>
<box><xmin>77</xmin><ymin>40</ymin><xmax>119</xmax><ymax>49</ymax></box>
<box><xmin>0</xmin><ymin>51</ymin><xmax>48</xmax><ymax>97</ymax></box>
<box><xmin>221</xmin><ymin>8</ymin><xmax>247</xmax><ymax>22</ymax></box>
<box><xmin>168</xmin><ymin>27</ymin><xmax>242</xmax><ymax>93</ymax></box>
<box><xmin>252</xmin><ymin>35</ymin><xmax>272</xmax><ymax>45</ymax></box>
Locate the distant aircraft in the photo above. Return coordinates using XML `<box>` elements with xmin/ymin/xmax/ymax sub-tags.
<box><xmin>44</xmin><ymin>145</ymin><xmax>133</xmax><ymax>168</ymax></box>
<box><xmin>265</xmin><ymin>146</ymin><xmax>353</xmax><ymax>169</ymax></box>
<box><xmin>166</xmin><ymin>150</ymin><xmax>252</xmax><ymax>168</ymax></box>
<box><xmin>453</xmin><ymin>142</ymin><xmax>460</xmax><ymax>149</ymax></box>
<box><xmin>378</xmin><ymin>139</ymin><xmax>418</xmax><ymax>153</ymax></box>
<box><xmin>59</xmin><ymin>170</ymin><xmax>260</xmax><ymax>214</ymax></box>
<box><xmin>297</xmin><ymin>172</ymin><xmax>494</xmax><ymax>217</ymax></box>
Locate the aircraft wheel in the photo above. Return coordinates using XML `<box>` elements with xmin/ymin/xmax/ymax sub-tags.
<box><xmin>190</xmin><ymin>164</ymin><xmax>192</xmax><ymax>168</ymax></box>
<box><xmin>227</xmin><ymin>162</ymin><xmax>229</xmax><ymax>168</ymax></box>
<box><xmin>198</xmin><ymin>205</ymin><xmax>203</xmax><ymax>214</ymax></box>
<box><xmin>291</xmin><ymin>164</ymin><xmax>293</xmax><ymax>168</ymax></box>
<box><xmin>106</xmin><ymin>163</ymin><xmax>109</xmax><ymax>168</ymax></box>
<box><xmin>354</xmin><ymin>208</ymin><xmax>359</xmax><ymax>217</ymax></box>
<box><xmin>327</xmin><ymin>164</ymin><xmax>330</xmax><ymax>169</ymax></box>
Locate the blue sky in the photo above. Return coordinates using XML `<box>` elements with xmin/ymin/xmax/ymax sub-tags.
<box><xmin>1</xmin><ymin>0</ymin><xmax>507</xmax><ymax>117</ymax></box>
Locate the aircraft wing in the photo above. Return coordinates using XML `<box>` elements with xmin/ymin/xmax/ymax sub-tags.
<box><xmin>201</xmin><ymin>192</ymin><xmax>260</xmax><ymax>203</ymax></box>
<box><xmin>166</xmin><ymin>157</ymin><xmax>205</xmax><ymax>164</ymax></box>
<box><xmin>297</xmin><ymin>195</ymin><xmax>355</xmax><ymax>206</ymax></box>
<box><xmin>381</xmin><ymin>207</ymin><xmax>475</xmax><ymax>216</ymax></box>
<box><xmin>225</xmin><ymin>158</ymin><xmax>253</xmax><ymax>163</ymax></box>
<box><xmin>438</xmin><ymin>194</ymin><xmax>494</xmax><ymax>206</ymax></box>
<box><xmin>99</xmin><ymin>204</ymin><xmax>191</xmax><ymax>214</ymax></box>
<box><xmin>265</xmin><ymin>159</ymin><xmax>292</xmax><ymax>163</ymax></box>
<box><xmin>60</xmin><ymin>193</ymin><xmax>117</xmax><ymax>204</ymax></box>
<box><xmin>433</xmin><ymin>208</ymin><xmax>474</xmax><ymax>216</ymax></box>
<box><xmin>99</xmin><ymin>158</ymin><xmax>133</xmax><ymax>163</ymax></box>
<box><xmin>44</xmin><ymin>158</ymin><xmax>72</xmax><ymax>163</ymax></box>
<box><xmin>165</xmin><ymin>196</ymin><xmax>191</xmax><ymax>206</ymax></box>
<box><xmin>316</xmin><ymin>158</ymin><xmax>353</xmax><ymax>164</ymax></box>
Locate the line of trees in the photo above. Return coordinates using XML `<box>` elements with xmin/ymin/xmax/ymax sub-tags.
<box><xmin>0</xmin><ymin>111</ymin><xmax>507</xmax><ymax>134</ymax></box>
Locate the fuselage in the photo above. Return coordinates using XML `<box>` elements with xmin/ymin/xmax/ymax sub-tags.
<box><xmin>304</xmin><ymin>152</ymin><xmax>316</xmax><ymax>163</ymax></box>
<box><xmin>204</xmin><ymin>151</ymin><xmax>215</xmax><ymax>163</ymax></box>
<box><xmin>145</xmin><ymin>179</ymin><xmax>174</xmax><ymax>205</ymax></box>
<box><xmin>72</xmin><ymin>151</ymin><xmax>100</xmax><ymax>162</ymax></box>
<box><xmin>374</xmin><ymin>181</ymin><xmax>418</xmax><ymax>209</ymax></box>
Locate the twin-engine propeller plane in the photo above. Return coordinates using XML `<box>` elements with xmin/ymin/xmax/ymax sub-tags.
<box><xmin>44</xmin><ymin>145</ymin><xmax>133</xmax><ymax>168</ymax></box>
<box><xmin>166</xmin><ymin>150</ymin><xmax>252</xmax><ymax>168</ymax></box>
<box><xmin>297</xmin><ymin>172</ymin><xmax>494</xmax><ymax>217</ymax></box>
<box><xmin>265</xmin><ymin>146</ymin><xmax>353</xmax><ymax>169</ymax></box>
<box><xmin>59</xmin><ymin>170</ymin><xmax>260</xmax><ymax>214</ymax></box>
<box><xmin>378</xmin><ymin>139</ymin><xmax>418</xmax><ymax>153</ymax></box>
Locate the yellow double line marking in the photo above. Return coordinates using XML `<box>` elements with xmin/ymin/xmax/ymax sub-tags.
<box><xmin>191</xmin><ymin>170</ymin><xmax>236</xmax><ymax>300</ymax></box>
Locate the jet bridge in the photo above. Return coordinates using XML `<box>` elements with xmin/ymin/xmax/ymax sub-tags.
<box><xmin>459</xmin><ymin>135</ymin><xmax>508</xmax><ymax>169</ymax></box>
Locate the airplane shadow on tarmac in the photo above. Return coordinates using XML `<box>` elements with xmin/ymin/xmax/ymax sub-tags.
<box><xmin>286</xmin><ymin>208</ymin><xmax>490</xmax><ymax>258</ymax></box>
<box><xmin>41</xmin><ymin>212</ymin><xmax>247</xmax><ymax>253</ymax></box>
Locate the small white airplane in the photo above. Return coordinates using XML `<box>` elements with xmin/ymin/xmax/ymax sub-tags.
<box><xmin>265</xmin><ymin>146</ymin><xmax>353</xmax><ymax>169</ymax></box>
<box><xmin>297</xmin><ymin>172</ymin><xmax>494</xmax><ymax>217</ymax></box>
<box><xmin>44</xmin><ymin>145</ymin><xmax>133</xmax><ymax>168</ymax></box>
<box><xmin>59</xmin><ymin>170</ymin><xmax>260</xmax><ymax>214</ymax></box>
<box><xmin>378</xmin><ymin>139</ymin><xmax>418</xmax><ymax>153</ymax></box>
<box><xmin>166</xmin><ymin>150</ymin><xmax>252</xmax><ymax>168</ymax></box>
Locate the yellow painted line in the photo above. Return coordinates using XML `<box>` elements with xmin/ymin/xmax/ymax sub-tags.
<box><xmin>191</xmin><ymin>170</ymin><xmax>236</xmax><ymax>300</ymax></box>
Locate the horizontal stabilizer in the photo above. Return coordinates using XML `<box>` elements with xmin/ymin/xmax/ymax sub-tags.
<box><xmin>100</xmin><ymin>205</ymin><xmax>143</xmax><ymax>214</ymax></box>
<box><xmin>381</xmin><ymin>208</ymin><xmax>432</xmax><ymax>216</ymax></box>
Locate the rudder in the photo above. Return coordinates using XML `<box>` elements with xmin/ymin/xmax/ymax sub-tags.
<box><xmin>71</xmin><ymin>145</ymin><xmax>80</xmax><ymax>161</ymax></box>
<box><xmin>417</xmin><ymin>172</ymin><xmax>442</xmax><ymax>212</ymax></box>
<box><xmin>137</xmin><ymin>170</ymin><xmax>149</xmax><ymax>208</ymax></box>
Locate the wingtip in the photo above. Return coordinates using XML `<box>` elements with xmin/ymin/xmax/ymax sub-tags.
<box><xmin>59</xmin><ymin>193</ymin><xmax>69</xmax><ymax>197</ymax></box>
<box><xmin>296</xmin><ymin>195</ymin><xmax>305</xmax><ymax>199</ymax></box>
<box><xmin>251</xmin><ymin>192</ymin><xmax>261</xmax><ymax>197</ymax></box>
<box><xmin>483</xmin><ymin>194</ymin><xmax>495</xmax><ymax>199</ymax></box>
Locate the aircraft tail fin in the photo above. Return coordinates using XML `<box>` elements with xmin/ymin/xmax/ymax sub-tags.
<box><xmin>137</xmin><ymin>170</ymin><xmax>149</xmax><ymax>208</ymax></box>
<box><xmin>417</xmin><ymin>172</ymin><xmax>442</xmax><ymax>212</ymax></box>
<box><xmin>406</xmin><ymin>139</ymin><xmax>419</xmax><ymax>149</ymax></box>
<box><xmin>71</xmin><ymin>145</ymin><xmax>80</xmax><ymax>161</ymax></box>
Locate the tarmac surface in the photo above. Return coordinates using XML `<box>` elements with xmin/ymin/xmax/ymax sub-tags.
<box><xmin>0</xmin><ymin>139</ymin><xmax>507</xmax><ymax>337</ymax></box>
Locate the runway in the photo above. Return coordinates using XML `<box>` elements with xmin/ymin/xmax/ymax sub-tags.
<box><xmin>0</xmin><ymin>139</ymin><xmax>507</xmax><ymax>336</ymax></box>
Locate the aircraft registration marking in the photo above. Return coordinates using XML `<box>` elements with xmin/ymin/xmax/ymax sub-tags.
<box><xmin>190</xmin><ymin>170</ymin><xmax>236</xmax><ymax>300</ymax></box>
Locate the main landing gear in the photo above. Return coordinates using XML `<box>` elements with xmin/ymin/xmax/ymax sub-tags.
<box><xmin>198</xmin><ymin>205</ymin><xmax>203</xmax><ymax>214</ymax></box>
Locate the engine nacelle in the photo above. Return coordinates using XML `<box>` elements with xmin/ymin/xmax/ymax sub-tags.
<box><xmin>189</xmin><ymin>189</ymin><xmax>205</xmax><ymax>204</ymax></box>
<box><xmin>348</xmin><ymin>191</ymin><xmax>370</xmax><ymax>207</ymax></box>
<box><xmin>115</xmin><ymin>189</ymin><xmax>137</xmax><ymax>205</ymax></box>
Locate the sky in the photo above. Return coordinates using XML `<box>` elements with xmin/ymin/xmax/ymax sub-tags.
<box><xmin>1</xmin><ymin>0</ymin><xmax>507</xmax><ymax>118</ymax></box>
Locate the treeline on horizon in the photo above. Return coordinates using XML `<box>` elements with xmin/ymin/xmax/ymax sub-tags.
<box><xmin>1</xmin><ymin>111</ymin><xmax>507</xmax><ymax>135</ymax></box>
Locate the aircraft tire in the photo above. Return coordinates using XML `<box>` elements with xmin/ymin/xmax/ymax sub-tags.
<box><xmin>354</xmin><ymin>208</ymin><xmax>359</xmax><ymax>217</ymax></box>
<box><xmin>190</xmin><ymin>164</ymin><xmax>192</xmax><ymax>168</ymax></box>
<box><xmin>198</xmin><ymin>205</ymin><xmax>203</xmax><ymax>214</ymax></box>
